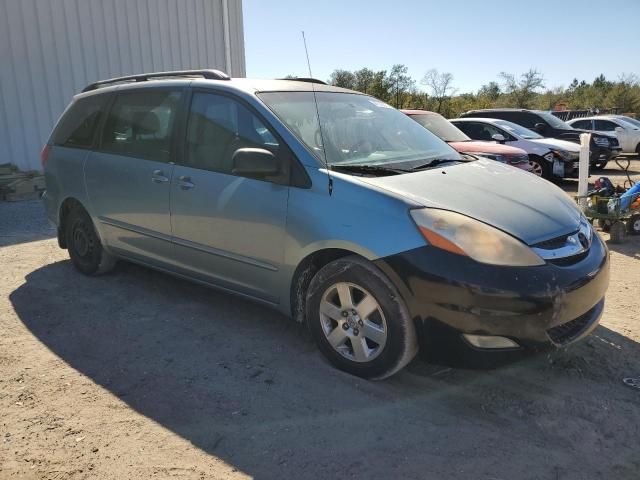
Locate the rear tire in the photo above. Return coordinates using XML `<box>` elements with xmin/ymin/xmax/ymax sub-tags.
<box><xmin>628</xmin><ymin>214</ymin><xmax>640</xmax><ymax>236</ymax></box>
<box><xmin>609</xmin><ymin>221</ymin><xmax>626</xmax><ymax>244</ymax></box>
<box><xmin>305</xmin><ymin>256</ymin><xmax>418</xmax><ymax>380</ymax></box>
<box><xmin>597</xmin><ymin>219</ymin><xmax>611</xmax><ymax>232</ymax></box>
<box><xmin>65</xmin><ymin>206</ymin><xmax>116</xmax><ymax>275</ymax></box>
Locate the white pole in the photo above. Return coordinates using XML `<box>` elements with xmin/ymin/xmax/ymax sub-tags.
<box><xmin>578</xmin><ymin>133</ymin><xmax>590</xmax><ymax>205</ymax></box>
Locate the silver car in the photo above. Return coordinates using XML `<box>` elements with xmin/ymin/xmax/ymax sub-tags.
<box><xmin>42</xmin><ymin>70</ymin><xmax>609</xmax><ymax>379</ymax></box>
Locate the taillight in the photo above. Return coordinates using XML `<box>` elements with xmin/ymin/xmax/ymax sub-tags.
<box><xmin>40</xmin><ymin>144</ymin><xmax>51</xmax><ymax>168</ymax></box>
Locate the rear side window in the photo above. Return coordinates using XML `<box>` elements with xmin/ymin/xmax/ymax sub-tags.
<box><xmin>571</xmin><ymin>119</ymin><xmax>592</xmax><ymax>130</ymax></box>
<box><xmin>594</xmin><ymin>120</ymin><xmax>617</xmax><ymax>132</ymax></box>
<box><xmin>512</xmin><ymin>112</ymin><xmax>537</xmax><ymax>129</ymax></box>
<box><xmin>52</xmin><ymin>94</ymin><xmax>108</xmax><ymax>148</ymax></box>
<box><xmin>185</xmin><ymin>92</ymin><xmax>280</xmax><ymax>174</ymax></box>
<box><xmin>100</xmin><ymin>89</ymin><xmax>182</xmax><ymax>162</ymax></box>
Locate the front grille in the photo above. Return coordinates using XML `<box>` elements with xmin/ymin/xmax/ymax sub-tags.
<box><xmin>546</xmin><ymin>305</ymin><xmax>597</xmax><ymax>345</ymax></box>
<box><xmin>547</xmin><ymin>251</ymin><xmax>588</xmax><ymax>266</ymax></box>
<box><xmin>533</xmin><ymin>233</ymin><xmax>576</xmax><ymax>250</ymax></box>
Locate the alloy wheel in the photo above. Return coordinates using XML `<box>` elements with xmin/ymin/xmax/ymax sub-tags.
<box><xmin>530</xmin><ymin>161</ymin><xmax>543</xmax><ymax>177</ymax></box>
<box><xmin>319</xmin><ymin>282</ymin><xmax>387</xmax><ymax>363</ymax></box>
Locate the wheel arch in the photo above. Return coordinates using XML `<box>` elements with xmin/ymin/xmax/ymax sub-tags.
<box><xmin>289</xmin><ymin>248</ymin><xmax>367</xmax><ymax>323</ymax></box>
<box><xmin>57</xmin><ymin>197</ymin><xmax>87</xmax><ymax>249</ymax></box>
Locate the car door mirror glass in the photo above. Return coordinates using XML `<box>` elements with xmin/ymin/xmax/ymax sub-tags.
<box><xmin>232</xmin><ymin>148</ymin><xmax>280</xmax><ymax>178</ymax></box>
<box><xmin>534</xmin><ymin>123</ymin><xmax>546</xmax><ymax>133</ymax></box>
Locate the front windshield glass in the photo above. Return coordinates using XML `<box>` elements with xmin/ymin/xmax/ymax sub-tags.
<box><xmin>537</xmin><ymin>111</ymin><xmax>573</xmax><ymax>130</ymax></box>
<box><xmin>258</xmin><ymin>92</ymin><xmax>460</xmax><ymax>167</ymax></box>
<box><xmin>618</xmin><ymin>116</ymin><xmax>640</xmax><ymax>128</ymax></box>
<box><xmin>409</xmin><ymin>113</ymin><xmax>470</xmax><ymax>142</ymax></box>
<box><xmin>493</xmin><ymin>119</ymin><xmax>543</xmax><ymax>139</ymax></box>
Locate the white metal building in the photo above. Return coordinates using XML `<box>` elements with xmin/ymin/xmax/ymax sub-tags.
<box><xmin>0</xmin><ymin>0</ymin><xmax>246</xmax><ymax>172</ymax></box>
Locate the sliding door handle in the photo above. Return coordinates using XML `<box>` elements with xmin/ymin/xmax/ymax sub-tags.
<box><xmin>178</xmin><ymin>175</ymin><xmax>194</xmax><ymax>190</ymax></box>
<box><xmin>151</xmin><ymin>170</ymin><xmax>169</xmax><ymax>183</ymax></box>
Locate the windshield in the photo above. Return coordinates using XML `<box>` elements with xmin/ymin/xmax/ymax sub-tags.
<box><xmin>408</xmin><ymin>113</ymin><xmax>470</xmax><ymax>142</ymax></box>
<box><xmin>616</xmin><ymin>117</ymin><xmax>640</xmax><ymax>129</ymax></box>
<box><xmin>537</xmin><ymin>111</ymin><xmax>573</xmax><ymax>130</ymax></box>
<box><xmin>493</xmin><ymin>119</ymin><xmax>543</xmax><ymax>139</ymax></box>
<box><xmin>258</xmin><ymin>92</ymin><xmax>459</xmax><ymax>167</ymax></box>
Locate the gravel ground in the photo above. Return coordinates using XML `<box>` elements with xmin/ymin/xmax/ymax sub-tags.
<box><xmin>1</xmin><ymin>160</ymin><xmax>639</xmax><ymax>479</ymax></box>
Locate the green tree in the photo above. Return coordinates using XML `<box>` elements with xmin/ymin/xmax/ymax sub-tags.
<box><xmin>605</xmin><ymin>73</ymin><xmax>640</xmax><ymax>112</ymax></box>
<box><xmin>328</xmin><ymin>69</ymin><xmax>356</xmax><ymax>89</ymax></box>
<box><xmin>478</xmin><ymin>81</ymin><xmax>501</xmax><ymax>101</ymax></box>
<box><xmin>499</xmin><ymin>69</ymin><xmax>545</xmax><ymax>108</ymax></box>
<box><xmin>353</xmin><ymin>68</ymin><xmax>376</xmax><ymax>94</ymax></box>
<box><xmin>389</xmin><ymin>64</ymin><xmax>415</xmax><ymax>108</ymax></box>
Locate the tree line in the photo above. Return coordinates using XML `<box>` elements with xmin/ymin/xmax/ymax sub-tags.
<box><xmin>323</xmin><ymin>65</ymin><xmax>640</xmax><ymax>119</ymax></box>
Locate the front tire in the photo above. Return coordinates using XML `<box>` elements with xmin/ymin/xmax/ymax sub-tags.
<box><xmin>529</xmin><ymin>156</ymin><xmax>551</xmax><ymax>179</ymax></box>
<box><xmin>65</xmin><ymin>206</ymin><xmax>116</xmax><ymax>275</ymax></box>
<box><xmin>593</xmin><ymin>161</ymin><xmax>608</xmax><ymax>170</ymax></box>
<box><xmin>305</xmin><ymin>256</ymin><xmax>418</xmax><ymax>380</ymax></box>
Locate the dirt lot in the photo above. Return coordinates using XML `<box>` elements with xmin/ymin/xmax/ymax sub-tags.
<box><xmin>1</xmin><ymin>159</ymin><xmax>640</xmax><ymax>480</ymax></box>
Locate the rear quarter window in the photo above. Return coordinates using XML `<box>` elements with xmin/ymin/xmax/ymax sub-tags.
<box><xmin>52</xmin><ymin>94</ymin><xmax>108</xmax><ymax>148</ymax></box>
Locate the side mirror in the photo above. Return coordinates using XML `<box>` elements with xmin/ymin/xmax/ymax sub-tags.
<box><xmin>232</xmin><ymin>148</ymin><xmax>280</xmax><ymax>178</ymax></box>
<box><xmin>614</xmin><ymin>126</ymin><xmax>624</xmax><ymax>133</ymax></box>
<box><xmin>534</xmin><ymin>123</ymin><xmax>546</xmax><ymax>133</ymax></box>
<box><xmin>491</xmin><ymin>133</ymin><xmax>506</xmax><ymax>143</ymax></box>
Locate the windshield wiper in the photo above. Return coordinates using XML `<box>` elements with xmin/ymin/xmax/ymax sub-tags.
<box><xmin>330</xmin><ymin>164</ymin><xmax>409</xmax><ymax>175</ymax></box>
<box><xmin>408</xmin><ymin>159</ymin><xmax>463</xmax><ymax>171</ymax></box>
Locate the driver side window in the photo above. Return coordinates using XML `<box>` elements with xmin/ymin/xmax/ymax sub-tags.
<box><xmin>463</xmin><ymin>122</ymin><xmax>505</xmax><ymax>141</ymax></box>
<box><xmin>186</xmin><ymin>92</ymin><xmax>280</xmax><ymax>174</ymax></box>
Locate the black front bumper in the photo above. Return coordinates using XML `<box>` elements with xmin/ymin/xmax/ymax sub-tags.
<box><xmin>374</xmin><ymin>234</ymin><xmax>610</xmax><ymax>367</ymax></box>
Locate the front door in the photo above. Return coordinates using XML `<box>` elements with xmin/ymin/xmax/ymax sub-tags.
<box><xmin>85</xmin><ymin>89</ymin><xmax>183</xmax><ymax>264</ymax></box>
<box><xmin>170</xmin><ymin>91</ymin><xmax>289</xmax><ymax>303</ymax></box>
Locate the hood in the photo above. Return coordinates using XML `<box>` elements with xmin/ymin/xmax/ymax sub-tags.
<box><xmin>448</xmin><ymin>141</ymin><xmax>526</xmax><ymax>156</ymax></box>
<box><xmin>361</xmin><ymin>159</ymin><xmax>581</xmax><ymax>245</ymax></box>
<box><xmin>529</xmin><ymin>138</ymin><xmax>581</xmax><ymax>152</ymax></box>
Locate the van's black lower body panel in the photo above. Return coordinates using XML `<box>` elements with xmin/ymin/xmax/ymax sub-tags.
<box><xmin>374</xmin><ymin>234</ymin><xmax>610</xmax><ymax>368</ymax></box>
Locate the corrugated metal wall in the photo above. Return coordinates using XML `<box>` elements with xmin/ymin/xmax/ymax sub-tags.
<box><xmin>0</xmin><ymin>0</ymin><xmax>245</xmax><ymax>172</ymax></box>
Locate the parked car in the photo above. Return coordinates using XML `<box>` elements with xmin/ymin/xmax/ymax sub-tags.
<box><xmin>567</xmin><ymin>116</ymin><xmax>640</xmax><ymax>156</ymax></box>
<box><xmin>451</xmin><ymin>117</ymin><xmax>581</xmax><ymax>179</ymax></box>
<box><xmin>401</xmin><ymin>110</ymin><xmax>532</xmax><ymax>172</ymax></box>
<box><xmin>460</xmin><ymin>108</ymin><xmax>622</xmax><ymax>169</ymax></box>
<box><xmin>42</xmin><ymin>70</ymin><xmax>610</xmax><ymax>379</ymax></box>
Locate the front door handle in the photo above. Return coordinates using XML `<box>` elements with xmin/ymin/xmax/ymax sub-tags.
<box><xmin>178</xmin><ymin>175</ymin><xmax>194</xmax><ymax>190</ymax></box>
<box><xmin>151</xmin><ymin>170</ymin><xmax>169</xmax><ymax>183</ymax></box>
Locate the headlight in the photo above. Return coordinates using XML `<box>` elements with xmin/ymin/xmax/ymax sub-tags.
<box><xmin>474</xmin><ymin>153</ymin><xmax>507</xmax><ymax>163</ymax></box>
<box><xmin>579</xmin><ymin>216</ymin><xmax>593</xmax><ymax>243</ymax></box>
<box><xmin>593</xmin><ymin>136</ymin><xmax>609</xmax><ymax>147</ymax></box>
<box><xmin>551</xmin><ymin>149</ymin><xmax>573</xmax><ymax>161</ymax></box>
<box><xmin>410</xmin><ymin>209</ymin><xmax>545</xmax><ymax>266</ymax></box>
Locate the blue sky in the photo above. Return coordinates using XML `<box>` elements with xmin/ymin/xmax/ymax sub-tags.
<box><xmin>244</xmin><ymin>0</ymin><xmax>639</xmax><ymax>93</ymax></box>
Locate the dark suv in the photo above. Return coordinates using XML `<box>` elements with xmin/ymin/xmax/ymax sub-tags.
<box><xmin>460</xmin><ymin>109</ymin><xmax>621</xmax><ymax>169</ymax></box>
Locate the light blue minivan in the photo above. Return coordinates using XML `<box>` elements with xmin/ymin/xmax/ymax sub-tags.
<box><xmin>42</xmin><ymin>70</ymin><xmax>609</xmax><ymax>379</ymax></box>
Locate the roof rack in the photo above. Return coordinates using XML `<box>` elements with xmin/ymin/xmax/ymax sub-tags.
<box><xmin>81</xmin><ymin>69</ymin><xmax>230</xmax><ymax>92</ymax></box>
<box><xmin>279</xmin><ymin>77</ymin><xmax>327</xmax><ymax>85</ymax></box>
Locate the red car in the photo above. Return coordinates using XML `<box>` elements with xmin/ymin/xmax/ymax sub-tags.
<box><xmin>402</xmin><ymin>110</ymin><xmax>532</xmax><ymax>172</ymax></box>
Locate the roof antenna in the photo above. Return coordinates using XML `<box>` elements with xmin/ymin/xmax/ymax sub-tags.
<box><xmin>302</xmin><ymin>31</ymin><xmax>333</xmax><ymax>195</ymax></box>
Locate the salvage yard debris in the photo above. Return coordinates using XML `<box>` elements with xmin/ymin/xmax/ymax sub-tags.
<box><xmin>0</xmin><ymin>164</ymin><xmax>45</xmax><ymax>202</ymax></box>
